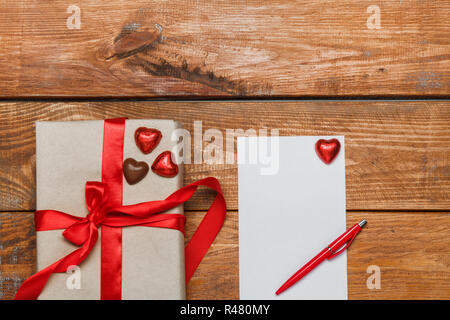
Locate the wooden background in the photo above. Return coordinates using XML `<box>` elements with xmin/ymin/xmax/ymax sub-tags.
<box><xmin>0</xmin><ymin>0</ymin><xmax>449</xmax><ymax>300</ymax></box>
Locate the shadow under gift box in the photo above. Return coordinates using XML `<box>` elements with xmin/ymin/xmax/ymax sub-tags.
<box><xmin>35</xmin><ymin>119</ymin><xmax>185</xmax><ymax>299</ymax></box>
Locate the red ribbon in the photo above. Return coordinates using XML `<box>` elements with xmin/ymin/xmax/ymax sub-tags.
<box><xmin>15</xmin><ymin>119</ymin><xmax>226</xmax><ymax>300</ymax></box>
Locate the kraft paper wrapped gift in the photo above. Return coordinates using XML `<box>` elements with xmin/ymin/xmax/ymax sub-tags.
<box><xmin>35</xmin><ymin>119</ymin><xmax>185</xmax><ymax>299</ymax></box>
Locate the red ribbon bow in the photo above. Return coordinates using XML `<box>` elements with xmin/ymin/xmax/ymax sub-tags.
<box><xmin>15</xmin><ymin>119</ymin><xmax>226</xmax><ymax>300</ymax></box>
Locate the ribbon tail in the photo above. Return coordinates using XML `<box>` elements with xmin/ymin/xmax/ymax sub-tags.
<box><xmin>184</xmin><ymin>178</ymin><xmax>227</xmax><ymax>283</ymax></box>
<box><xmin>15</xmin><ymin>226</ymin><xmax>98</xmax><ymax>300</ymax></box>
<box><xmin>14</xmin><ymin>247</ymin><xmax>83</xmax><ymax>300</ymax></box>
<box><xmin>35</xmin><ymin>210</ymin><xmax>82</xmax><ymax>231</ymax></box>
<box><xmin>14</xmin><ymin>258</ymin><xmax>63</xmax><ymax>300</ymax></box>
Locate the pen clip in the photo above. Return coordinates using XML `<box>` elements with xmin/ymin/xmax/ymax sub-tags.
<box><xmin>327</xmin><ymin>231</ymin><xmax>358</xmax><ymax>260</ymax></box>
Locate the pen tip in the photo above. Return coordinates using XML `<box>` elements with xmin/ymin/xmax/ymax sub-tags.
<box><xmin>358</xmin><ymin>220</ymin><xmax>367</xmax><ymax>228</ymax></box>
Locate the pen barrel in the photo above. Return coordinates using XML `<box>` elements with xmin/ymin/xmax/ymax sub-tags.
<box><xmin>298</xmin><ymin>247</ymin><xmax>332</xmax><ymax>275</ymax></box>
<box><xmin>328</xmin><ymin>224</ymin><xmax>361</xmax><ymax>252</ymax></box>
<box><xmin>278</xmin><ymin>247</ymin><xmax>330</xmax><ymax>293</ymax></box>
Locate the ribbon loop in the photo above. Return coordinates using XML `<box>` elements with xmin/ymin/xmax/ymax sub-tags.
<box><xmin>63</xmin><ymin>181</ymin><xmax>111</xmax><ymax>246</ymax></box>
<box><xmin>85</xmin><ymin>181</ymin><xmax>109</xmax><ymax>226</ymax></box>
<box><xmin>63</xmin><ymin>220</ymin><xmax>91</xmax><ymax>246</ymax></box>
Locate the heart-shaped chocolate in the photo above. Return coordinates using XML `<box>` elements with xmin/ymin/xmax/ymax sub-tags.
<box><xmin>123</xmin><ymin>158</ymin><xmax>149</xmax><ymax>185</ymax></box>
<box><xmin>315</xmin><ymin>138</ymin><xmax>341</xmax><ymax>164</ymax></box>
<box><xmin>135</xmin><ymin>127</ymin><xmax>162</xmax><ymax>154</ymax></box>
<box><xmin>151</xmin><ymin>151</ymin><xmax>179</xmax><ymax>178</ymax></box>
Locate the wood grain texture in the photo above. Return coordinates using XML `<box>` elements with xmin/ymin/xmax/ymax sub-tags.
<box><xmin>0</xmin><ymin>213</ymin><xmax>35</xmax><ymax>300</ymax></box>
<box><xmin>0</xmin><ymin>1</ymin><xmax>449</xmax><ymax>98</ymax></box>
<box><xmin>1</xmin><ymin>211</ymin><xmax>449</xmax><ymax>300</ymax></box>
<box><xmin>346</xmin><ymin>213</ymin><xmax>450</xmax><ymax>299</ymax></box>
<box><xmin>0</xmin><ymin>101</ymin><xmax>449</xmax><ymax>211</ymax></box>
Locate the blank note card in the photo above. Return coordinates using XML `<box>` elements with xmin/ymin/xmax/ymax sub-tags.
<box><xmin>238</xmin><ymin>136</ymin><xmax>347</xmax><ymax>300</ymax></box>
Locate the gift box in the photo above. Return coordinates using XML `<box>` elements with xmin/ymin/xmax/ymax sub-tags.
<box><xmin>15</xmin><ymin>119</ymin><xmax>226</xmax><ymax>300</ymax></box>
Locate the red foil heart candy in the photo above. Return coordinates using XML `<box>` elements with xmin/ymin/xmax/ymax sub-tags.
<box><xmin>151</xmin><ymin>151</ymin><xmax>179</xmax><ymax>178</ymax></box>
<box><xmin>135</xmin><ymin>127</ymin><xmax>162</xmax><ymax>154</ymax></box>
<box><xmin>315</xmin><ymin>138</ymin><xmax>341</xmax><ymax>164</ymax></box>
<box><xmin>123</xmin><ymin>158</ymin><xmax>149</xmax><ymax>185</ymax></box>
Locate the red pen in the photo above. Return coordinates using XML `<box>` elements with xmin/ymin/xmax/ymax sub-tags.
<box><xmin>276</xmin><ymin>219</ymin><xmax>367</xmax><ymax>295</ymax></box>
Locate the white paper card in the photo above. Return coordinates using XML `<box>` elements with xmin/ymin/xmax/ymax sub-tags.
<box><xmin>238</xmin><ymin>136</ymin><xmax>347</xmax><ymax>300</ymax></box>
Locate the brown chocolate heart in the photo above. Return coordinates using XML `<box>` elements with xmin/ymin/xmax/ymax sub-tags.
<box><xmin>123</xmin><ymin>158</ymin><xmax>149</xmax><ymax>185</ymax></box>
<box><xmin>151</xmin><ymin>151</ymin><xmax>179</xmax><ymax>178</ymax></box>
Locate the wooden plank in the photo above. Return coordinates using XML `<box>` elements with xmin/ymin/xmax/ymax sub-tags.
<box><xmin>346</xmin><ymin>213</ymin><xmax>450</xmax><ymax>300</ymax></box>
<box><xmin>186</xmin><ymin>211</ymin><xmax>239</xmax><ymax>300</ymax></box>
<box><xmin>1</xmin><ymin>211</ymin><xmax>449</xmax><ymax>300</ymax></box>
<box><xmin>191</xmin><ymin>212</ymin><xmax>450</xmax><ymax>300</ymax></box>
<box><xmin>0</xmin><ymin>1</ymin><xmax>449</xmax><ymax>98</ymax></box>
<box><xmin>0</xmin><ymin>211</ymin><xmax>237</xmax><ymax>300</ymax></box>
<box><xmin>0</xmin><ymin>213</ymin><xmax>35</xmax><ymax>300</ymax></box>
<box><xmin>0</xmin><ymin>101</ymin><xmax>449</xmax><ymax>211</ymax></box>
